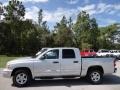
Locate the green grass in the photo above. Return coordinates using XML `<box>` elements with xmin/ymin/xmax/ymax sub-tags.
<box><xmin>0</xmin><ymin>55</ymin><xmax>19</xmax><ymax>68</ymax></box>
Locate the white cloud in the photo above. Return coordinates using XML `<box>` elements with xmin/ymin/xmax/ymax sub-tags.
<box><xmin>25</xmin><ymin>5</ymin><xmax>97</xmax><ymax>25</ymax></box>
<box><xmin>114</xmin><ymin>4</ymin><xmax>120</xmax><ymax>10</ymax></box>
<box><xmin>19</xmin><ymin>0</ymin><xmax>48</xmax><ymax>3</ymax></box>
<box><xmin>78</xmin><ymin>4</ymin><xmax>96</xmax><ymax>15</ymax></box>
<box><xmin>3</xmin><ymin>2</ymin><xmax>8</xmax><ymax>6</ymax></box>
<box><xmin>25</xmin><ymin>6</ymin><xmax>39</xmax><ymax>22</ymax></box>
<box><xmin>25</xmin><ymin>6</ymin><xmax>79</xmax><ymax>23</ymax></box>
<box><xmin>79</xmin><ymin>4</ymin><xmax>95</xmax><ymax>10</ymax></box>
<box><xmin>25</xmin><ymin>3</ymin><xmax>120</xmax><ymax>26</ymax></box>
<box><xmin>25</xmin><ymin>5</ymin><xmax>96</xmax><ymax>24</ymax></box>
<box><xmin>43</xmin><ymin>8</ymin><xmax>78</xmax><ymax>23</ymax></box>
<box><xmin>1</xmin><ymin>15</ymin><xmax>4</xmax><ymax>20</ymax></box>
<box><xmin>66</xmin><ymin>0</ymin><xmax>79</xmax><ymax>4</ymax></box>
<box><xmin>97</xmin><ymin>3</ymin><xmax>114</xmax><ymax>14</ymax></box>
<box><xmin>78</xmin><ymin>3</ymin><xmax>120</xmax><ymax>15</ymax></box>
<box><xmin>97</xmin><ymin>3</ymin><xmax>120</xmax><ymax>14</ymax></box>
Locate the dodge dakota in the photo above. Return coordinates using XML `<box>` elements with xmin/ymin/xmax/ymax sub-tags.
<box><xmin>3</xmin><ymin>47</ymin><xmax>117</xmax><ymax>87</ymax></box>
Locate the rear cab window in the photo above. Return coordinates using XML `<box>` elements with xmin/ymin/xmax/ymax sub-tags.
<box><xmin>62</xmin><ymin>49</ymin><xmax>75</xmax><ymax>59</ymax></box>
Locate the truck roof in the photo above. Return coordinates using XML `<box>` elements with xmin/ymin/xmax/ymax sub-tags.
<box><xmin>43</xmin><ymin>47</ymin><xmax>78</xmax><ymax>49</ymax></box>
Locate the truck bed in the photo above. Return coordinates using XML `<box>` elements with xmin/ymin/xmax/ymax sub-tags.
<box><xmin>81</xmin><ymin>57</ymin><xmax>115</xmax><ymax>76</ymax></box>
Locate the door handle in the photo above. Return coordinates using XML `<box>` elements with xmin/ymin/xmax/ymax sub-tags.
<box><xmin>53</xmin><ymin>61</ymin><xmax>59</xmax><ymax>63</ymax></box>
<box><xmin>73</xmin><ymin>61</ymin><xmax>79</xmax><ymax>63</ymax></box>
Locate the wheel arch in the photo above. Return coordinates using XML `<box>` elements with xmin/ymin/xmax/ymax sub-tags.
<box><xmin>87</xmin><ymin>65</ymin><xmax>104</xmax><ymax>75</ymax></box>
<box><xmin>11</xmin><ymin>67</ymin><xmax>33</xmax><ymax>78</ymax></box>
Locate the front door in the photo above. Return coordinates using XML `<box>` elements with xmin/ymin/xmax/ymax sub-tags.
<box><xmin>34</xmin><ymin>49</ymin><xmax>60</xmax><ymax>76</ymax></box>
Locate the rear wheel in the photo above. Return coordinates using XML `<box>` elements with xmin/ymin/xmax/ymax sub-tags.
<box><xmin>87</xmin><ymin>70</ymin><xmax>103</xmax><ymax>84</ymax></box>
<box><xmin>12</xmin><ymin>70</ymin><xmax>31</xmax><ymax>87</ymax></box>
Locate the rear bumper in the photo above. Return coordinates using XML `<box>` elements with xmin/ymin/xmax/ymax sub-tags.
<box><xmin>114</xmin><ymin>68</ymin><xmax>117</xmax><ymax>73</ymax></box>
<box><xmin>2</xmin><ymin>69</ymin><xmax>12</xmax><ymax>78</ymax></box>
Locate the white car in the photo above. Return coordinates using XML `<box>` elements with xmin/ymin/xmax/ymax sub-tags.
<box><xmin>3</xmin><ymin>47</ymin><xmax>117</xmax><ymax>87</ymax></box>
<box><xmin>96</xmin><ymin>49</ymin><xmax>110</xmax><ymax>56</ymax></box>
<box><xmin>109</xmin><ymin>50</ymin><xmax>120</xmax><ymax>57</ymax></box>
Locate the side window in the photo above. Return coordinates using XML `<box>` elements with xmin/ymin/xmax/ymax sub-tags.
<box><xmin>62</xmin><ymin>49</ymin><xmax>75</xmax><ymax>59</ymax></box>
<box><xmin>44</xmin><ymin>49</ymin><xmax>59</xmax><ymax>59</ymax></box>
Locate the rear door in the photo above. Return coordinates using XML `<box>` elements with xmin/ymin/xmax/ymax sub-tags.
<box><xmin>60</xmin><ymin>49</ymin><xmax>81</xmax><ymax>76</ymax></box>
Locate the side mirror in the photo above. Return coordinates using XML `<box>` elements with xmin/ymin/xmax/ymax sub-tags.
<box><xmin>40</xmin><ymin>55</ymin><xmax>45</xmax><ymax>60</ymax></box>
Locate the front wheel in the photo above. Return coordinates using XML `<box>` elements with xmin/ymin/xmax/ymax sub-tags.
<box><xmin>87</xmin><ymin>70</ymin><xmax>103</xmax><ymax>84</ymax></box>
<box><xmin>12</xmin><ymin>70</ymin><xmax>31</xmax><ymax>87</ymax></box>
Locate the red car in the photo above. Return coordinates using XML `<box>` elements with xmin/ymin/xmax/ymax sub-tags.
<box><xmin>80</xmin><ymin>49</ymin><xmax>96</xmax><ymax>57</ymax></box>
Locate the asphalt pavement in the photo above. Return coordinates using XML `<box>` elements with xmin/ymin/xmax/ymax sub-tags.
<box><xmin>0</xmin><ymin>61</ymin><xmax>120</xmax><ymax>90</ymax></box>
<box><xmin>0</xmin><ymin>68</ymin><xmax>3</xmax><ymax>76</ymax></box>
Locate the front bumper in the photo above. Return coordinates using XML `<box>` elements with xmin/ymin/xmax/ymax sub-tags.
<box><xmin>2</xmin><ymin>69</ymin><xmax>12</xmax><ymax>78</ymax></box>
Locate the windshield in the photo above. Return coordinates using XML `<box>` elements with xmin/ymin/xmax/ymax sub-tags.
<box><xmin>101</xmin><ymin>50</ymin><xmax>109</xmax><ymax>52</ymax></box>
<box><xmin>32</xmin><ymin>48</ymin><xmax>48</xmax><ymax>58</ymax></box>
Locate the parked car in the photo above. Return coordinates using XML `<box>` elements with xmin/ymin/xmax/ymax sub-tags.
<box><xmin>3</xmin><ymin>47</ymin><xmax>117</xmax><ymax>87</ymax></box>
<box><xmin>109</xmin><ymin>50</ymin><xmax>120</xmax><ymax>58</ymax></box>
<box><xmin>110</xmin><ymin>50</ymin><xmax>120</xmax><ymax>56</ymax></box>
<box><xmin>96</xmin><ymin>49</ymin><xmax>110</xmax><ymax>56</ymax></box>
<box><xmin>80</xmin><ymin>49</ymin><xmax>96</xmax><ymax>57</ymax></box>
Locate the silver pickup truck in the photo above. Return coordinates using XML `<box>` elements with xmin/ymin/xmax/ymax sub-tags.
<box><xmin>3</xmin><ymin>47</ymin><xmax>117</xmax><ymax>87</ymax></box>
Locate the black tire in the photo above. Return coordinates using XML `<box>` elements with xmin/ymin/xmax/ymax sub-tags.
<box><xmin>106</xmin><ymin>54</ymin><xmax>109</xmax><ymax>57</ymax></box>
<box><xmin>12</xmin><ymin>70</ymin><xmax>31</xmax><ymax>87</ymax></box>
<box><xmin>87</xmin><ymin>70</ymin><xmax>103</xmax><ymax>84</ymax></box>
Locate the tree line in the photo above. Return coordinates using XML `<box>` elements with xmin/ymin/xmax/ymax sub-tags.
<box><xmin>0</xmin><ymin>0</ymin><xmax>120</xmax><ymax>55</ymax></box>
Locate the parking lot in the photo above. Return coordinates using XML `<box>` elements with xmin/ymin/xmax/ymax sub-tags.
<box><xmin>0</xmin><ymin>61</ymin><xmax>120</xmax><ymax>90</ymax></box>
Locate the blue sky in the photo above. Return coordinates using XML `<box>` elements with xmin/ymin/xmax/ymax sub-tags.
<box><xmin>1</xmin><ymin>0</ymin><xmax>120</xmax><ymax>29</ymax></box>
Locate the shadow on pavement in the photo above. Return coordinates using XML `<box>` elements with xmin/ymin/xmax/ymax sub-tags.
<box><xmin>103</xmin><ymin>75</ymin><xmax>120</xmax><ymax>85</ymax></box>
<box><xmin>24</xmin><ymin>75</ymin><xmax>120</xmax><ymax>87</ymax></box>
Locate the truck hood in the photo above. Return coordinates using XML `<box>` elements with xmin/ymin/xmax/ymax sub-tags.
<box><xmin>7</xmin><ymin>57</ymin><xmax>34</xmax><ymax>65</ymax></box>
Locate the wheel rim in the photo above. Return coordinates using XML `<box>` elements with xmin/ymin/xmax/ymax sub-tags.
<box><xmin>16</xmin><ymin>73</ymin><xmax>28</xmax><ymax>85</ymax></box>
<box><xmin>91</xmin><ymin>72</ymin><xmax>100</xmax><ymax>82</ymax></box>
